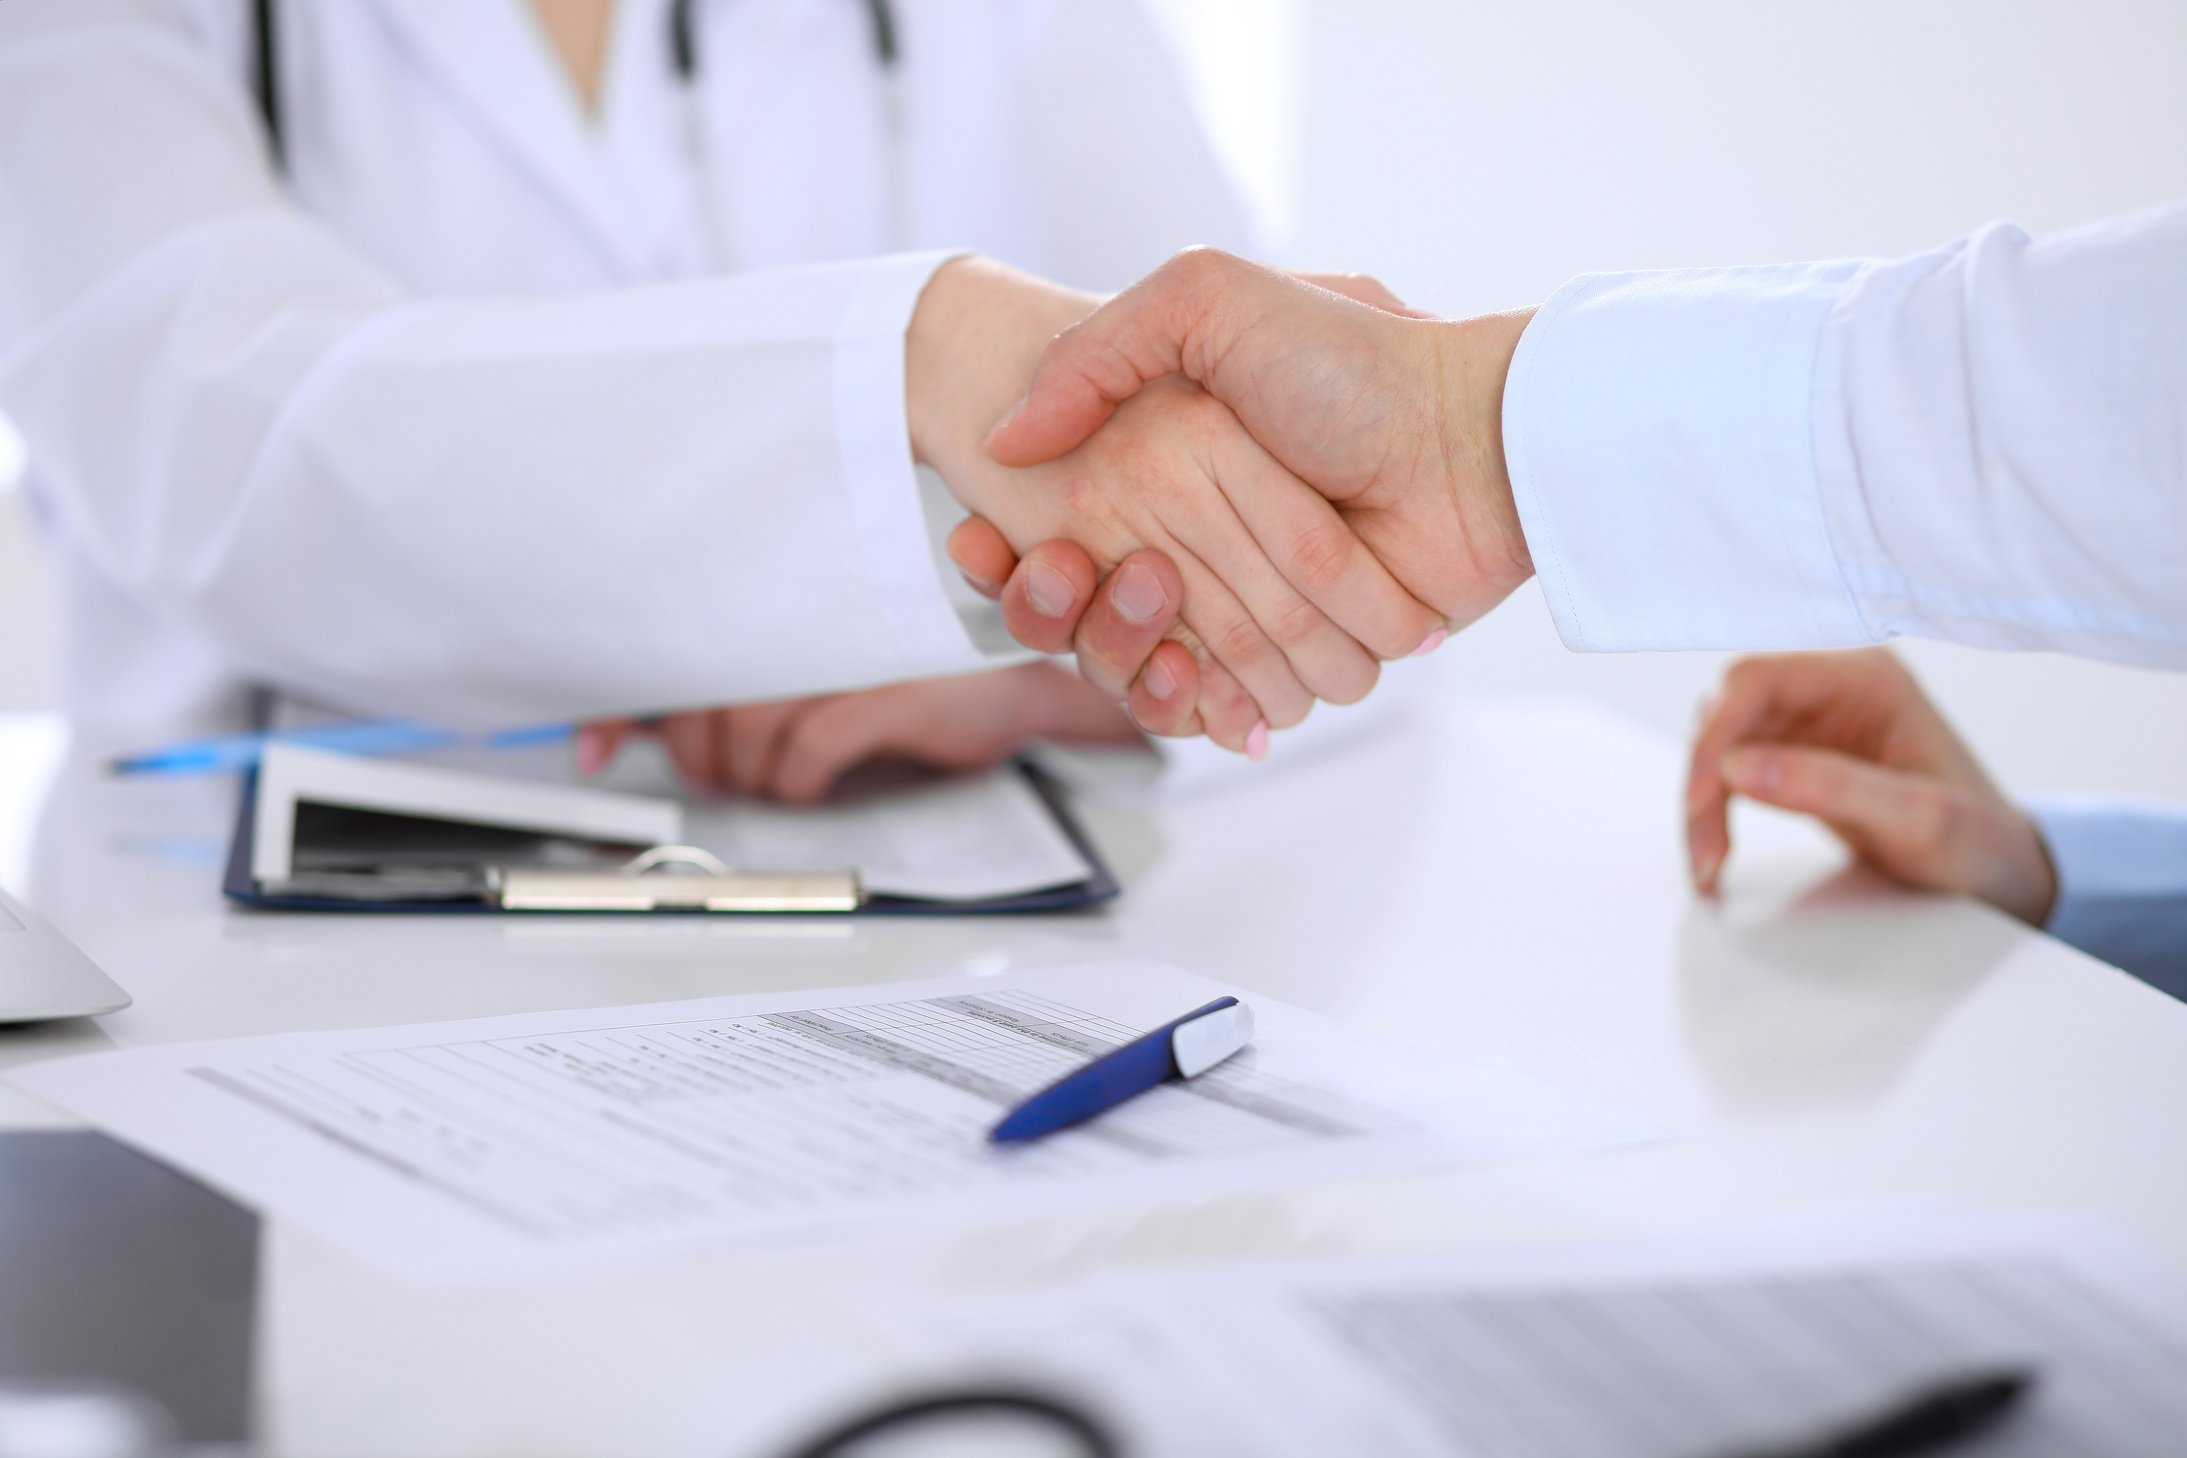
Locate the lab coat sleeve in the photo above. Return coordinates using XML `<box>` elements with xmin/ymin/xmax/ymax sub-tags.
<box><xmin>0</xmin><ymin>0</ymin><xmax>996</xmax><ymax>729</ymax></box>
<box><xmin>1500</xmin><ymin>207</ymin><xmax>2187</xmax><ymax>667</ymax></box>
<box><xmin>2028</xmin><ymin>797</ymin><xmax>2187</xmax><ymax>1002</ymax></box>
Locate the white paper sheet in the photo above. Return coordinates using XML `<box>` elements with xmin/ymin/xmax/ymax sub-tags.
<box><xmin>678</xmin><ymin>770</ymin><xmax>1092</xmax><ymax>902</ymax></box>
<box><xmin>253</xmin><ymin>743</ymin><xmax>682</xmax><ymax>882</ymax></box>
<box><xmin>912</xmin><ymin>1214</ymin><xmax>2187</xmax><ymax>1458</ymax></box>
<box><xmin>6</xmin><ymin>962</ymin><xmax>1659</xmax><ymax>1280</ymax></box>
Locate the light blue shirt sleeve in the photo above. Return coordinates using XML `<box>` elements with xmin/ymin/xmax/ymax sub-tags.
<box><xmin>2029</xmin><ymin>798</ymin><xmax>2187</xmax><ymax>1001</ymax></box>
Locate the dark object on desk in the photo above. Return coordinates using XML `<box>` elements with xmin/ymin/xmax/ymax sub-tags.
<box><xmin>1733</xmin><ymin>1367</ymin><xmax>2035</xmax><ymax>1458</ymax></box>
<box><xmin>779</xmin><ymin>1387</ymin><xmax>1118</xmax><ymax>1458</ymax></box>
<box><xmin>0</xmin><ymin>1132</ymin><xmax>258</xmax><ymax>1446</ymax></box>
<box><xmin>223</xmin><ymin>760</ymin><xmax>1119</xmax><ymax>916</ymax></box>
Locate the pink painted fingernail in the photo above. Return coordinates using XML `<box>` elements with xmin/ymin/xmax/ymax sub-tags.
<box><xmin>1110</xmin><ymin>562</ymin><xmax>1168</xmax><ymax>624</ymax></box>
<box><xmin>1411</xmin><ymin>628</ymin><xmax>1448</xmax><ymax>657</ymax></box>
<box><xmin>1245</xmin><ymin>720</ymin><xmax>1271</xmax><ymax>762</ymax></box>
<box><xmin>1721</xmin><ymin>747</ymin><xmax>1776</xmax><ymax>794</ymax></box>
<box><xmin>574</xmin><ymin>727</ymin><xmax>607</xmax><ymax>777</ymax></box>
<box><xmin>1025</xmin><ymin>560</ymin><xmax>1076</xmax><ymax>617</ymax></box>
<box><xmin>1144</xmin><ymin>655</ymin><xmax>1179</xmax><ymax>701</ymax></box>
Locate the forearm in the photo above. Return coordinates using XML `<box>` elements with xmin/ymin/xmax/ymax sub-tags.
<box><xmin>7</xmin><ymin>244</ymin><xmax>992</xmax><ymax>725</ymax></box>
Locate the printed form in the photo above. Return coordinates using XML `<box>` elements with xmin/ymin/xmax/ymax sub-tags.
<box><xmin>914</xmin><ymin>1215</ymin><xmax>2187</xmax><ymax>1457</ymax></box>
<box><xmin>7</xmin><ymin>962</ymin><xmax>1658</xmax><ymax>1279</ymax></box>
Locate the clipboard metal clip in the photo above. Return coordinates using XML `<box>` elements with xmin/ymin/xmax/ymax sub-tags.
<box><xmin>492</xmin><ymin>845</ymin><xmax>863</xmax><ymax>913</ymax></box>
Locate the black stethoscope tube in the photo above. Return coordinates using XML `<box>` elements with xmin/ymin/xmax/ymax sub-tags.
<box><xmin>249</xmin><ymin>0</ymin><xmax>902</xmax><ymax>167</ymax></box>
<box><xmin>671</xmin><ymin>0</ymin><xmax>898</xmax><ymax>81</ymax></box>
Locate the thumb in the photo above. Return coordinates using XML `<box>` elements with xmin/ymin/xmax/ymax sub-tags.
<box><xmin>986</xmin><ymin>247</ymin><xmax>1272</xmax><ymax>468</ymax></box>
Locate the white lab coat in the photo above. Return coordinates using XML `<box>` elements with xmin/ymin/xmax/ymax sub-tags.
<box><xmin>0</xmin><ymin>0</ymin><xmax>1250</xmax><ymax>737</ymax></box>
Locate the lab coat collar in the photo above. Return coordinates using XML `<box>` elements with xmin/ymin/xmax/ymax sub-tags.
<box><xmin>368</xmin><ymin>0</ymin><xmax>690</xmax><ymax>280</ymax></box>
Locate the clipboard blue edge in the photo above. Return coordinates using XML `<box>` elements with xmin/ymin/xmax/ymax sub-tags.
<box><xmin>220</xmin><ymin>759</ymin><xmax>1119</xmax><ymax>917</ymax></box>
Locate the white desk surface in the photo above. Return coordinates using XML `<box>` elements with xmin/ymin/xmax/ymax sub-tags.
<box><xmin>2</xmin><ymin>695</ymin><xmax>2183</xmax><ymax>1458</ymax></box>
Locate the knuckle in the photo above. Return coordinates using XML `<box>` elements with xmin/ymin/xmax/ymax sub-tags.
<box><xmin>1908</xmin><ymin>786</ymin><xmax>1961</xmax><ymax>855</ymax></box>
<box><xmin>1265</xmin><ymin>593</ymin><xmax>1326</xmax><ymax>652</ymax></box>
<box><xmin>1263</xmin><ymin>688</ymin><xmax>1312</xmax><ymax>732</ymax></box>
<box><xmin>1722</xmin><ymin>657</ymin><xmax>1769</xmax><ymax>694</ymax></box>
<box><xmin>1284</xmin><ymin>522</ymin><xmax>1357</xmax><ymax>597</ymax></box>
<box><xmin>1211</xmin><ymin>615</ymin><xmax>1275</xmax><ymax>672</ymax></box>
<box><xmin>1168</xmin><ymin>245</ymin><xmax>1228</xmax><ymax>285</ymax></box>
<box><xmin>1324</xmin><ymin>655</ymin><xmax>1381</xmax><ymax>707</ymax></box>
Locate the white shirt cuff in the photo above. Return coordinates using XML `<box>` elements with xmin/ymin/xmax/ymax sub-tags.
<box><xmin>834</xmin><ymin>250</ymin><xmax>993</xmax><ymax>677</ymax></box>
<box><xmin>1501</xmin><ymin>262</ymin><xmax>1876</xmax><ymax>653</ymax></box>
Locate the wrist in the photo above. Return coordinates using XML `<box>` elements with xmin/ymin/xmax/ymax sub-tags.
<box><xmin>906</xmin><ymin>257</ymin><xmax>1096</xmax><ymax>480</ymax></box>
<box><xmin>1429</xmin><ymin>308</ymin><xmax>1537</xmax><ymax>590</ymax></box>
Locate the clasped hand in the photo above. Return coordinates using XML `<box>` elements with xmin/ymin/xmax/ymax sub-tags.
<box><xmin>942</xmin><ymin>248</ymin><xmax>1539</xmax><ymax>745</ymax></box>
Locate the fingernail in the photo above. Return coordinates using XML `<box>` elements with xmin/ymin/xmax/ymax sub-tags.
<box><xmin>574</xmin><ymin>727</ymin><xmax>606</xmax><ymax>777</ymax></box>
<box><xmin>1025</xmin><ymin>560</ymin><xmax>1076</xmax><ymax>617</ymax></box>
<box><xmin>1110</xmin><ymin>562</ymin><xmax>1168</xmax><ymax>624</ymax></box>
<box><xmin>984</xmin><ymin>397</ymin><xmax>1029</xmax><ymax>452</ymax></box>
<box><xmin>1245</xmin><ymin>720</ymin><xmax>1271</xmax><ymax>762</ymax></box>
<box><xmin>1144</xmin><ymin>655</ymin><xmax>1179</xmax><ymax>701</ymax></box>
<box><xmin>1410</xmin><ymin>628</ymin><xmax>1448</xmax><ymax>658</ymax></box>
<box><xmin>1721</xmin><ymin>747</ymin><xmax>1777</xmax><ymax>794</ymax></box>
<box><xmin>1694</xmin><ymin>851</ymin><xmax>1722</xmax><ymax>894</ymax></box>
<box><xmin>958</xmin><ymin>567</ymin><xmax>1000</xmax><ymax>598</ymax></box>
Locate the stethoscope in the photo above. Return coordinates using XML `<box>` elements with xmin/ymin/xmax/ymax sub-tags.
<box><xmin>249</xmin><ymin>0</ymin><xmax>908</xmax><ymax>261</ymax></box>
<box><xmin>0</xmin><ymin>1378</ymin><xmax>1120</xmax><ymax>1458</ymax></box>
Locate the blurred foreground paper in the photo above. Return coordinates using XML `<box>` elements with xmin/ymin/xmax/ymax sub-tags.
<box><xmin>5</xmin><ymin>961</ymin><xmax>1660</xmax><ymax>1280</ymax></box>
<box><xmin>909</xmin><ymin>1213</ymin><xmax>2187</xmax><ymax>1458</ymax></box>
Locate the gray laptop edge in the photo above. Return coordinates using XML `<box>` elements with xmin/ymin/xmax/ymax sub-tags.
<box><xmin>0</xmin><ymin>885</ymin><xmax>129</xmax><ymax>1023</ymax></box>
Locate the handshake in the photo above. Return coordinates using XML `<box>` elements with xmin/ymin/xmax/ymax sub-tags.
<box><xmin>911</xmin><ymin>250</ymin><xmax>1540</xmax><ymax>757</ymax></box>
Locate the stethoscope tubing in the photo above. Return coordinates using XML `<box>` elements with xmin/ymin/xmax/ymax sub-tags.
<box><xmin>250</xmin><ymin>0</ymin><xmax>906</xmax><ymax>248</ymax></box>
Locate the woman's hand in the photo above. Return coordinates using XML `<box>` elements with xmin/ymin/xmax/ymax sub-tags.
<box><xmin>574</xmin><ymin>662</ymin><xmax>1143</xmax><ymax>805</ymax></box>
<box><xmin>908</xmin><ymin>257</ymin><xmax>1444</xmax><ymax>755</ymax></box>
<box><xmin>1686</xmin><ymin>648</ymin><xmax>2058</xmax><ymax>926</ymax></box>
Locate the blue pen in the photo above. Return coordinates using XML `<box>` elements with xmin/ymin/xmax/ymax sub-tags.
<box><xmin>989</xmin><ymin>996</ymin><xmax>1255</xmax><ymax>1144</ymax></box>
<box><xmin>108</xmin><ymin>719</ymin><xmax>573</xmax><ymax>777</ymax></box>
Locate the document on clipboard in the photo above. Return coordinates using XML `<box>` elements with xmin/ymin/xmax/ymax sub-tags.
<box><xmin>224</xmin><ymin>744</ymin><xmax>1116</xmax><ymax>915</ymax></box>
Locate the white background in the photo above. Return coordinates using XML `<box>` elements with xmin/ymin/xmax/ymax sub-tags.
<box><xmin>5</xmin><ymin>0</ymin><xmax>2184</xmax><ymax>800</ymax></box>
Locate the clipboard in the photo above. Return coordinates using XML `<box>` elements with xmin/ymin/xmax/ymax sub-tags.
<box><xmin>221</xmin><ymin>759</ymin><xmax>1119</xmax><ymax>917</ymax></box>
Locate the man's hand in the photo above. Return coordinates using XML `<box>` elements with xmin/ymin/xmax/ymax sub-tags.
<box><xmin>910</xmin><ymin>257</ymin><xmax>1445</xmax><ymax>754</ymax></box>
<box><xmin>1685</xmin><ymin>648</ymin><xmax>2058</xmax><ymax>926</ymax></box>
<box><xmin>959</xmin><ymin>249</ymin><xmax>1538</xmax><ymax>720</ymax></box>
<box><xmin>575</xmin><ymin>663</ymin><xmax>1143</xmax><ymax>805</ymax></box>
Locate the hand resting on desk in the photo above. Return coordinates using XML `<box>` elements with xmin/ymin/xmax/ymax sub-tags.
<box><xmin>1684</xmin><ymin>648</ymin><xmax>2058</xmax><ymax>926</ymax></box>
<box><xmin>573</xmin><ymin>663</ymin><xmax>1143</xmax><ymax>804</ymax></box>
